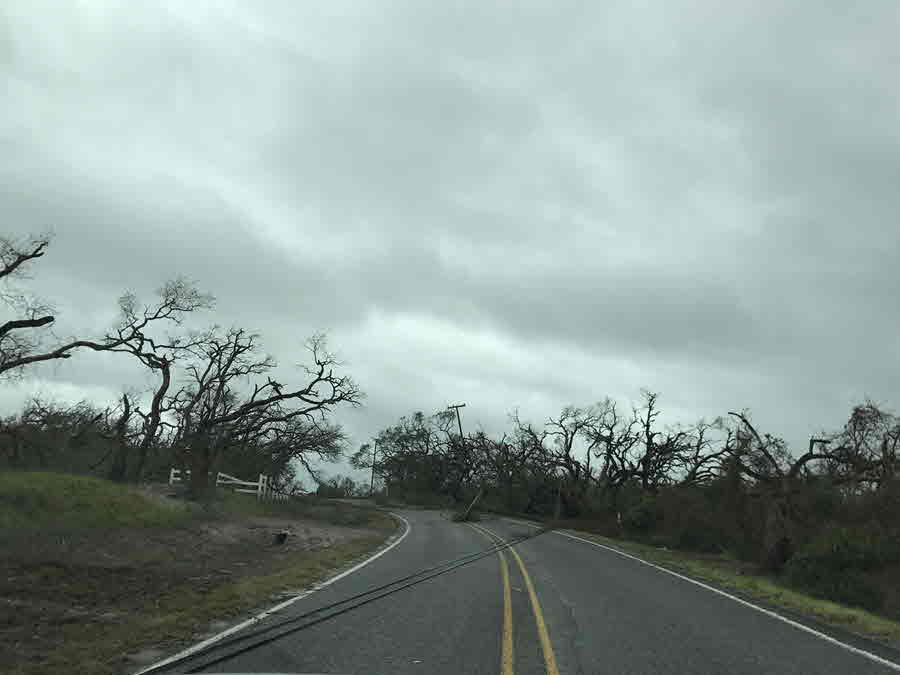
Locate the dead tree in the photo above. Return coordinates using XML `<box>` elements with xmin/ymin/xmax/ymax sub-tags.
<box><xmin>171</xmin><ymin>330</ymin><xmax>361</xmax><ymax>498</ymax></box>
<box><xmin>0</xmin><ymin>235</ymin><xmax>212</xmax><ymax>383</ymax></box>
<box><xmin>678</xmin><ymin>419</ymin><xmax>732</xmax><ymax>486</ymax></box>
<box><xmin>726</xmin><ymin>410</ymin><xmax>875</xmax><ymax>569</ymax></box>
<box><xmin>586</xmin><ymin>398</ymin><xmax>640</xmax><ymax>498</ymax></box>
<box><xmin>1</xmin><ymin>235</ymin><xmax>55</xmax><ymax>375</ymax></box>
<box><xmin>544</xmin><ymin>405</ymin><xmax>602</xmax><ymax>512</ymax></box>
<box><xmin>108</xmin><ymin>280</ymin><xmax>213</xmax><ymax>481</ymax></box>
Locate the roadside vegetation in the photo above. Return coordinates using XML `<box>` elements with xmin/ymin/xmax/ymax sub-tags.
<box><xmin>3</xmin><ymin>233</ymin><xmax>900</xmax><ymax>657</ymax></box>
<box><xmin>0</xmin><ymin>235</ymin><xmax>397</xmax><ymax>674</ymax></box>
<box><xmin>0</xmin><ymin>234</ymin><xmax>360</xmax><ymax>496</ymax></box>
<box><xmin>355</xmin><ymin>397</ymin><xmax>900</xmax><ymax>644</ymax></box>
<box><xmin>0</xmin><ymin>471</ymin><xmax>188</xmax><ymax>530</ymax></box>
<box><xmin>0</xmin><ymin>471</ymin><xmax>396</xmax><ymax>675</ymax></box>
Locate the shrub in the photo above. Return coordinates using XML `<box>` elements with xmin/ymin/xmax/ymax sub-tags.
<box><xmin>784</xmin><ymin>524</ymin><xmax>896</xmax><ymax>611</ymax></box>
<box><xmin>656</xmin><ymin>487</ymin><xmax>730</xmax><ymax>554</ymax></box>
<box><xmin>785</xmin><ymin>560</ymin><xmax>883</xmax><ymax>611</ymax></box>
<box><xmin>673</xmin><ymin>523</ymin><xmax>726</xmax><ymax>554</ymax></box>
<box><xmin>803</xmin><ymin>524</ymin><xmax>899</xmax><ymax>570</ymax></box>
<box><xmin>623</xmin><ymin>495</ymin><xmax>658</xmax><ymax>532</ymax></box>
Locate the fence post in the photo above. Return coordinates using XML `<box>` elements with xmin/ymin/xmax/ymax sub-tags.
<box><xmin>169</xmin><ymin>467</ymin><xmax>176</xmax><ymax>485</ymax></box>
<box><xmin>257</xmin><ymin>474</ymin><xmax>265</xmax><ymax>501</ymax></box>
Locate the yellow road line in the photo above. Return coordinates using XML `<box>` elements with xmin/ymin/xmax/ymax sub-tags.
<box><xmin>506</xmin><ymin>545</ymin><xmax>560</xmax><ymax>675</ymax></box>
<box><xmin>471</xmin><ymin>523</ymin><xmax>560</xmax><ymax>675</ymax></box>
<box><xmin>499</xmin><ymin>547</ymin><xmax>515</xmax><ymax>675</ymax></box>
<box><xmin>469</xmin><ymin>523</ymin><xmax>515</xmax><ymax>675</ymax></box>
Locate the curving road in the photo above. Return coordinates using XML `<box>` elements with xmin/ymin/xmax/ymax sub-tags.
<box><xmin>172</xmin><ymin>509</ymin><xmax>899</xmax><ymax>674</ymax></box>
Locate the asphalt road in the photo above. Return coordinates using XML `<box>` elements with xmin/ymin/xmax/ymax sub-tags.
<box><xmin>170</xmin><ymin>509</ymin><xmax>900</xmax><ymax>674</ymax></box>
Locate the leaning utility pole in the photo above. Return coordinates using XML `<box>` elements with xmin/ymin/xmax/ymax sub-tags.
<box><xmin>449</xmin><ymin>403</ymin><xmax>481</xmax><ymax>520</ymax></box>
<box><xmin>448</xmin><ymin>403</ymin><xmax>466</xmax><ymax>443</ymax></box>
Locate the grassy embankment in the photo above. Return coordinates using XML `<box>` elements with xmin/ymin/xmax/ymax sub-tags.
<box><xmin>0</xmin><ymin>471</ymin><xmax>397</xmax><ymax>675</ymax></box>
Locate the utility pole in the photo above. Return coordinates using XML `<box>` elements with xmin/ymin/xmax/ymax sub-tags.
<box><xmin>448</xmin><ymin>403</ymin><xmax>466</xmax><ymax>444</ymax></box>
<box><xmin>369</xmin><ymin>439</ymin><xmax>378</xmax><ymax>497</ymax></box>
<box><xmin>449</xmin><ymin>403</ymin><xmax>482</xmax><ymax>520</ymax></box>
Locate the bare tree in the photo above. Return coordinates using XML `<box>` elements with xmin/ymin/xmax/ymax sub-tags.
<box><xmin>171</xmin><ymin>329</ymin><xmax>362</xmax><ymax>497</ymax></box>
<box><xmin>106</xmin><ymin>280</ymin><xmax>214</xmax><ymax>481</ymax></box>
<box><xmin>0</xmin><ymin>235</ymin><xmax>55</xmax><ymax>376</ymax></box>
<box><xmin>586</xmin><ymin>398</ymin><xmax>640</xmax><ymax>494</ymax></box>
<box><xmin>629</xmin><ymin>391</ymin><xmax>689</xmax><ymax>490</ymax></box>
<box><xmin>223</xmin><ymin>415</ymin><xmax>346</xmax><ymax>491</ymax></box>
<box><xmin>678</xmin><ymin>418</ymin><xmax>732</xmax><ymax>486</ymax></box>
<box><xmin>725</xmin><ymin>410</ymin><xmax>880</xmax><ymax>568</ymax></box>
<box><xmin>0</xmin><ymin>235</ymin><xmax>213</xmax><ymax>380</ymax></box>
<box><xmin>825</xmin><ymin>401</ymin><xmax>899</xmax><ymax>491</ymax></box>
<box><xmin>98</xmin><ymin>393</ymin><xmax>140</xmax><ymax>478</ymax></box>
<box><xmin>584</xmin><ymin>392</ymin><xmax>684</xmax><ymax>495</ymax></box>
<box><xmin>541</xmin><ymin>405</ymin><xmax>605</xmax><ymax>512</ymax></box>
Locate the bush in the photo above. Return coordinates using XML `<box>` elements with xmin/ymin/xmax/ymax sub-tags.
<box><xmin>786</xmin><ymin>560</ymin><xmax>883</xmax><ymax>611</ymax></box>
<box><xmin>784</xmin><ymin>525</ymin><xmax>896</xmax><ymax>611</ymax></box>
<box><xmin>802</xmin><ymin>525</ymin><xmax>899</xmax><ymax>570</ymax></box>
<box><xmin>623</xmin><ymin>495</ymin><xmax>658</xmax><ymax>532</ymax></box>
<box><xmin>673</xmin><ymin>523</ymin><xmax>726</xmax><ymax>554</ymax></box>
<box><xmin>655</xmin><ymin>487</ymin><xmax>730</xmax><ymax>554</ymax></box>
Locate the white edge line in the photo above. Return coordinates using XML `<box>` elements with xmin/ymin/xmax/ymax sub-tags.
<box><xmin>135</xmin><ymin>512</ymin><xmax>411</xmax><ymax>675</ymax></box>
<box><xmin>499</xmin><ymin>517</ymin><xmax>899</xmax><ymax>672</ymax></box>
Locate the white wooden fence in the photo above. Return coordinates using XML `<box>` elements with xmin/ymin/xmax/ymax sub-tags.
<box><xmin>168</xmin><ymin>468</ymin><xmax>289</xmax><ymax>502</ymax></box>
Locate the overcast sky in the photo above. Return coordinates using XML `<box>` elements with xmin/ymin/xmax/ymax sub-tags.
<box><xmin>3</xmin><ymin>2</ymin><xmax>899</xmax><ymax>482</ymax></box>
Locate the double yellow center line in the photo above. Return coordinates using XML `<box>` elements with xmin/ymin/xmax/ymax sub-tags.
<box><xmin>469</xmin><ymin>523</ymin><xmax>559</xmax><ymax>675</ymax></box>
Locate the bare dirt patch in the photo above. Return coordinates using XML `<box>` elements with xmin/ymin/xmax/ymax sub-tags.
<box><xmin>1</xmin><ymin>508</ymin><xmax>394</xmax><ymax>675</ymax></box>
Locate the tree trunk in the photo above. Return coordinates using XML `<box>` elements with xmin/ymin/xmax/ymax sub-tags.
<box><xmin>130</xmin><ymin>361</ymin><xmax>170</xmax><ymax>484</ymax></box>
<box><xmin>107</xmin><ymin>443</ymin><xmax>129</xmax><ymax>482</ymax></box>
<box><xmin>188</xmin><ymin>438</ymin><xmax>214</xmax><ymax>500</ymax></box>
<box><xmin>761</xmin><ymin>482</ymin><xmax>795</xmax><ymax>570</ymax></box>
<box><xmin>107</xmin><ymin>395</ymin><xmax>132</xmax><ymax>482</ymax></box>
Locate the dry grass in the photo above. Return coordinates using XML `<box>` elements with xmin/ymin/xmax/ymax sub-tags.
<box><xmin>0</xmin><ymin>471</ymin><xmax>397</xmax><ymax>675</ymax></box>
<box><xmin>5</xmin><ymin>535</ymin><xmax>388</xmax><ymax>675</ymax></box>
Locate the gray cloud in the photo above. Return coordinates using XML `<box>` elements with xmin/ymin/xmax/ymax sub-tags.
<box><xmin>3</xmin><ymin>1</ymin><xmax>899</xmax><ymax>480</ymax></box>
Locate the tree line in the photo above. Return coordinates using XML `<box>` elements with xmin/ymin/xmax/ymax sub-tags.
<box><xmin>0</xmin><ymin>234</ymin><xmax>361</xmax><ymax>496</ymax></box>
<box><xmin>354</xmin><ymin>394</ymin><xmax>900</xmax><ymax>612</ymax></box>
<box><xmin>5</xmin><ymin>233</ymin><xmax>899</xmax><ymax>614</ymax></box>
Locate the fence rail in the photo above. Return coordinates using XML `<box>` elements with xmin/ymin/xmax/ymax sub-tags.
<box><xmin>168</xmin><ymin>468</ymin><xmax>290</xmax><ymax>502</ymax></box>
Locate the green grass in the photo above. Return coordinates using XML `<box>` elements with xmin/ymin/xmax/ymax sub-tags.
<box><xmin>0</xmin><ymin>471</ymin><xmax>394</xmax><ymax>532</ymax></box>
<box><xmin>0</xmin><ymin>471</ymin><xmax>188</xmax><ymax>531</ymax></box>
<box><xmin>564</xmin><ymin>528</ymin><xmax>900</xmax><ymax>646</ymax></box>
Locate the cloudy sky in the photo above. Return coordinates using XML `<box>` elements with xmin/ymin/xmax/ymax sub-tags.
<box><xmin>3</xmin><ymin>1</ymin><xmax>899</xmax><ymax>481</ymax></box>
